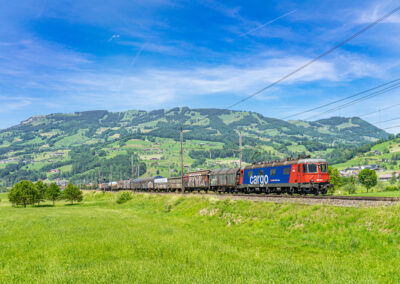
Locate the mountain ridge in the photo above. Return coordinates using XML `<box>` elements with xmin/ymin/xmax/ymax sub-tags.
<box><xmin>0</xmin><ymin>107</ymin><xmax>389</xmax><ymax>184</ymax></box>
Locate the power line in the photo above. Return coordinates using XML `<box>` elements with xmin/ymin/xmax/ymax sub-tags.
<box><xmin>304</xmin><ymin>82</ymin><xmax>400</xmax><ymax>120</ymax></box>
<box><xmin>383</xmin><ymin>124</ymin><xmax>400</xmax><ymax>130</ymax></box>
<box><xmin>183</xmin><ymin>6</ymin><xmax>400</xmax><ymax>131</ymax></box>
<box><xmin>372</xmin><ymin>117</ymin><xmax>400</xmax><ymax>124</ymax></box>
<box><xmin>326</xmin><ymin>83</ymin><xmax>400</xmax><ymax>111</ymax></box>
<box><xmin>359</xmin><ymin>103</ymin><xmax>400</xmax><ymax>118</ymax></box>
<box><xmin>224</xmin><ymin>6</ymin><xmax>400</xmax><ymax>110</ymax></box>
<box><xmin>282</xmin><ymin>78</ymin><xmax>400</xmax><ymax>120</ymax></box>
<box><xmin>173</xmin><ymin>6</ymin><xmax>400</xmax><ymax>170</ymax></box>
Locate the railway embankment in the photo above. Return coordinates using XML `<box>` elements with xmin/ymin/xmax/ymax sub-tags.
<box><xmin>95</xmin><ymin>190</ymin><xmax>400</xmax><ymax>207</ymax></box>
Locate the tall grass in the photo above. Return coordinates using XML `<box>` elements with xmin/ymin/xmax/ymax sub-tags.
<box><xmin>0</xmin><ymin>192</ymin><xmax>399</xmax><ymax>283</ymax></box>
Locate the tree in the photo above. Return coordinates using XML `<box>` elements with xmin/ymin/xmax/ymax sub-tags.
<box><xmin>8</xmin><ymin>180</ymin><xmax>39</xmax><ymax>207</ymax></box>
<box><xmin>35</xmin><ymin>180</ymin><xmax>48</xmax><ymax>205</ymax></box>
<box><xmin>390</xmin><ymin>172</ymin><xmax>397</xmax><ymax>185</ymax></box>
<box><xmin>328</xmin><ymin>166</ymin><xmax>342</xmax><ymax>192</ymax></box>
<box><xmin>62</xmin><ymin>183</ymin><xmax>83</xmax><ymax>204</ymax></box>
<box><xmin>46</xmin><ymin>183</ymin><xmax>61</xmax><ymax>205</ymax></box>
<box><xmin>358</xmin><ymin>169</ymin><xmax>377</xmax><ymax>192</ymax></box>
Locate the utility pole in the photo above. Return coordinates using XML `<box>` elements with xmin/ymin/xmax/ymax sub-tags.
<box><xmin>97</xmin><ymin>168</ymin><xmax>100</xmax><ymax>189</ymax></box>
<box><xmin>131</xmin><ymin>155</ymin><xmax>134</xmax><ymax>189</ymax></box>
<box><xmin>110</xmin><ymin>165</ymin><xmax>112</xmax><ymax>188</ymax></box>
<box><xmin>180</xmin><ymin>127</ymin><xmax>184</xmax><ymax>192</ymax></box>
<box><xmin>169</xmin><ymin>153</ymin><xmax>171</xmax><ymax>177</ymax></box>
<box><xmin>131</xmin><ymin>155</ymin><xmax>134</xmax><ymax>180</ymax></box>
<box><xmin>239</xmin><ymin>130</ymin><xmax>242</xmax><ymax>168</ymax></box>
<box><xmin>137</xmin><ymin>164</ymin><xmax>140</xmax><ymax>178</ymax></box>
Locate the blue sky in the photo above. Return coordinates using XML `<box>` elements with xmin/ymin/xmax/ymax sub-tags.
<box><xmin>1</xmin><ymin>0</ymin><xmax>400</xmax><ymax>132</ymax></box>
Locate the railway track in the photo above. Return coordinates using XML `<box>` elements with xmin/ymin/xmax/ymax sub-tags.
<box><xmin>219</xmin><ymin>193</ymin><xmax>400</xmax><ymax>207</ymax></box>
<box><xmin>230</xmin><ymin>194</ymin><xmax>400</xmax><ymax>202</ymax></box>
<box><xmin>97</xmin><ymin>189</ymin><xmax>400</xmax><ymax>206</ymax></box>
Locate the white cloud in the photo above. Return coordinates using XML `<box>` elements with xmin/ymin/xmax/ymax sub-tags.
<box><xmin>108</xmin><ymin>34</ymin><xmax>120</xmax><ymax>42</ymax></box>
<box><xmin>18</xmin><ymin>52</ymin><xmax>379</xmax><ymax>112</ymax></box>
<box><xmin>0</xmin><ymin>38</ymin><xmax>90</xmax><ymax>75</ymax></box>
<box><xmin>0</xmin><ymin>95</ymin><xmax>35</xmax><ymax>111</ymax></box>
<box><xmin>356</xmin><ymin>2</ymin><xmax>400</xmax><ymax>24</ymax></box>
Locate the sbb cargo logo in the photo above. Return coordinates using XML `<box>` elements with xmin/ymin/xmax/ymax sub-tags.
<box><xmin>249</xmin><ymin>175</ymin><xmax>269</xmax><ymax>185</ymax></box>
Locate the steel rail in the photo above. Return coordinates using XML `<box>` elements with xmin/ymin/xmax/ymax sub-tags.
<box><xmin>97</xmin><ymin>189</ymin><xmax>400</xmax><ymax>202</ymax></box>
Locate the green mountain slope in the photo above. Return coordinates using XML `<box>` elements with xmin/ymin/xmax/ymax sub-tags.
<box><xmin>334</xmin><ymin>136</ymin><xmax>400</xmax><ymax>172</ymax></box>
<box><xmin>0</xmin><ymin>107</ymin><xmax>388</xmax><ymax>185</ymax></box>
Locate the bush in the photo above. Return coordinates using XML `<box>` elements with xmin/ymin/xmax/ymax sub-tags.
<box><xmin>385</xmin><ymin>185</ymin><xmax>399</xmax><ymax>192</ymax></box>
<box><xmin>327</xmin><ymin>186</ymin><xmax>336</xmax><ymax>195</ymax></box>
<box><xmin>328</xmin><ymin>166</ymin><xmax>342</xmax><ymax>191</ymax></box>
<box><xmin>342</xmin><ymin>176</ymin><xmax>356</xmax><ymax>186</ymax></box>
<box><xmin>373</xmin><ymin>181</ymin><xmax>385</xmax><ymax>192</ymax></box>
<box><xmin>0</xmin><ymin>186</ymin><xmax>9</xmax><ymax>193</ymax></box>
<box><xmin>343</xmin><ymin>183</ymin><xmax>356</xmax><ymax>194</ymax></box>
<box><xmin>116</xmin><ymin>192</ymin><xmax>133</xmax><ymax>204</ymax></box>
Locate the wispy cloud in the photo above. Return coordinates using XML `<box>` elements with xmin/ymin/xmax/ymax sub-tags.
<box><xmin>0</xmin><ymin>95</ymin><xmax>36</xmax><ymax>111</ymax></box>
<box><xmin>117</xmin><ymin>41</ymin><xmax>149</xmax><ymax>95</ymax></box>
<box><xmin>0</xmin><ymin>38</ymin><xmax>90</xmax><ymax>73</ymax></box>
<box><xmin>356</xmin><ymin>3</ymin><xmax>400</xmax><ymax>24</ymax></box>
<box><xmin>108</xmin><ymin>34</ymin><xmax>120</xmax><ymax>42</ymax></box>
<box><xmin>199</xmin><ymin>0</ymin><xmax>243</xmax><ymax>20</ymax></box>
<box><xmin>118</xmin><ymin>40</ymin><xmax>183</xmax><ymax>56</ymax></box>
<box><xmin>239</xmin><ymin>10</ymin><xmax>297</xmax><ymax>37</ymax></box>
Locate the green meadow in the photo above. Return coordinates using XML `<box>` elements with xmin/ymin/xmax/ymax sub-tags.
<box><xmin>1</xmin><ymin>192</ymin><xmax>399</xmax><ymax>283</ymax></box>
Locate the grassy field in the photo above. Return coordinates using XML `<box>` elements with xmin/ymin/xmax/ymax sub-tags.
<box><xmin>1</xmin><ymin>192</ymin><xmax>400</xmax><ymax>283</ymax></box>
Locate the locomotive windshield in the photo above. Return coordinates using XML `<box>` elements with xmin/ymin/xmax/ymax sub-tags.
<box><xmin>304</xmin><ymin>164</ymin><xmax>318</xmax><ymax>173</ymax></box>
<box><xmin>320</xmin><ymin>164</ymin><xmax>328</xmax><ymax>173</ymax></box>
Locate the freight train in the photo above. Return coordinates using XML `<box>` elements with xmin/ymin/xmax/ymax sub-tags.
<box><xmin>102</xmin><ymin>156</ymin><xmax>331</xmax><ymax>195</ymax></box>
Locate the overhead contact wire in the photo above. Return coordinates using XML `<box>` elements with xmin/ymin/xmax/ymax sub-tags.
<box><xmin>224</xmin><ymin>6</ymin><xmax>400</xmax><ymax>110</ymax></box>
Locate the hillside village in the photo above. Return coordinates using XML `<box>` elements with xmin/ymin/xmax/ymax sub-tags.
<box><xmin>336</xmin><ymin>137</ymin><xmax>400</xmax><ymax>182</ymax></box>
